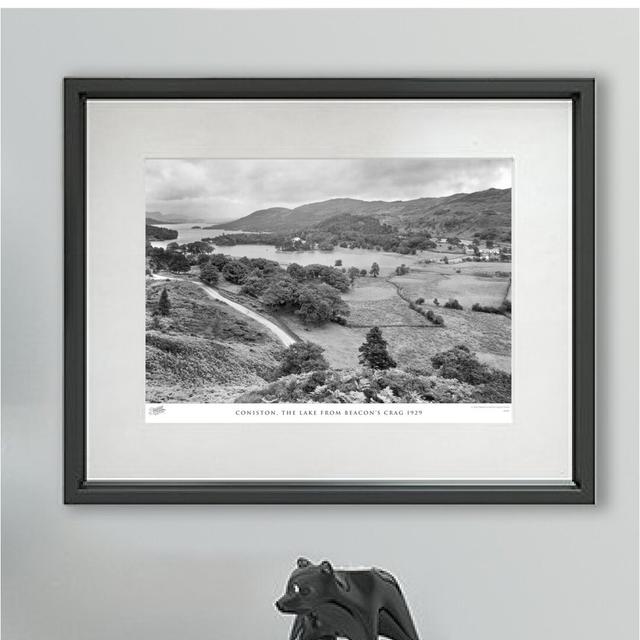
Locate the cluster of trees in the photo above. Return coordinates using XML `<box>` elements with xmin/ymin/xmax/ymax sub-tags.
<box><xmin>347</xmin><ymin>266</ymin><xmax>366</xmax><ymax>283</ymax></box>
<box><xmin>471</xmin><ymin>300</ymin><xmax>511</xmax><ymax>315</ymax></box>
<box><xmin>191</xmin><ymin>253</ymin><xmax>352</xmax><ymax>326</ymax></box>
<box><xmin>203</xmin><ymin>214</ymin><xmax>439</xmax><ymax>256</ymax></box>
<box><xmin>262</xmin><ymin>279</ymin><xmax>349</xmax><ymax>325</ymax></box>
<box><xmin>285</xmin><ymin>262</ymin><xmax>351</xmax><ymax>292</ymax></box>
<box><xmin>431</xmin><ymin>344</ymin><xmax>511</xmax><ymax>403</ymax></box>
<box><xmin>280</xmin><ymin>326</ymin><xmax>509</xmax><ymax>390</ymax></box>
<box><xmin>146</xmin><ymin>224</ymin><xmax>178</xmax><ymax>241</ymax></box>
<box><xmin>148</xmin><ymin>242</ymin><xmax>408</xmax><ymax>326</ymax></box>
<box><xmin>473</xmin><ymin>228</ymin><xmax>511</xmax><ymax>243</ymax></box>
<box><xmin>431</xmin><ymin>344</ymin><xmax>491</xmax><ymax>383</ymax></box>
<box><xmin>208</xmin><ymin>233</ymin><xmax>284</xmax><ymax>246</ymax></box>
<box><xmin>408</xmin><ymin>300</ymin><xmax>445</xmax><ymax>326</ymax></box>
<box><xmin>344</xmin><ymin>263</ymin><xmax>380</xmax><ymax>283</ymax></box>
<box><xmin>275</xmin><ymin>327</ymin><xmax>397</xmax><ymax>377</ymax></box>
<box><xmin>460</xmin><ymin>254</ymin><xmax>511</xmax><ymax>264</ymax></box>
<box><xmin>221</xmin><ymin>260</ymin><xmax>251</xmax><ymax>284</ymax></box>
<box><xmin>147</xmin><ymin>245</ymin><xmax>192</xmax><ymax>273</ymax></box>
<box><xmin>274</xmin><ymin>341</ymin><xmax>329</xmax><ymax>377</ymax></box>
<box><xmin>146</xmin><ymin>240</ymin><xmax>216</xmax><ymax>273</ymax></box>
<box><xmin>249</xmin><ymin>337</ymin><xmax>510</xmax><ymax>404</ymax></box>
<box><xmin>443</xmin><ymin>298</ymin><xmax>463</xmax><ymax>310</ymax></box>
<box><xmin>179</xmin><ymin>241</ymin><xmax>215</xmax><ymax>255</ymax></box>
<box><xmin>425</xmin><ymin>309</ymin><xmax>445</xmax><ymax>325</ymax></box>
<box><xmin>302</xmin><ymin>214</ymin><xmax>438</xmax><ymax>255</ymax></box>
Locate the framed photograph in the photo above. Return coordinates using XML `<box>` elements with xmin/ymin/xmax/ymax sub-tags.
<box><xmin>65</xmin><ymin>78</ymin><xmax>594</xmax><ymax>504</ymax></box>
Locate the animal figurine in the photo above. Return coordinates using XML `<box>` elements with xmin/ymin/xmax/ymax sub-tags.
<box><xmin>275</xmin><ymin>558</ymin><xmax>420</xmax><ymax>640</ymax></box>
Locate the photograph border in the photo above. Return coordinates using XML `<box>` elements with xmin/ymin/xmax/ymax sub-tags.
<box><xmin>64</xmin><ymin>78</ymin><xmax>594</xmax><ymax>504</ymax></box>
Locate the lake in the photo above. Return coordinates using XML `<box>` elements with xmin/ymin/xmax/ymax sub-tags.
<box><xmin>149</xmin><ymin>223</ymin><xmax>451</xmax><ymax>273</ymax></box>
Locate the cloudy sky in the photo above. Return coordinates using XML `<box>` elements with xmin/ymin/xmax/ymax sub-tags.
<box><xmin>145</xmin><ymin>158</ymin><xmax>512</xmax><ymax>222</ymax></box>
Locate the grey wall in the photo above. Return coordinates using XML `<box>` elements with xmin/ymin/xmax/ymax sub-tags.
<box><xmin>2</xmin><ymin>9</ymin><xmax>638</xmax><ymax>640</ymax></box>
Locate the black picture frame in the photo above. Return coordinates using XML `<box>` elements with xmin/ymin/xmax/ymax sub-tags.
<box><xmin>64</xmin><ymin>78</ymin><xmax>594</xmax><ymax>504</ymax></box>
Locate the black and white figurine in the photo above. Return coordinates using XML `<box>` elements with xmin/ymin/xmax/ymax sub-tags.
<box><xmin>276</xmin><ymin>558</ymin><xmax>420</xmax><ymax>640</ymax></box>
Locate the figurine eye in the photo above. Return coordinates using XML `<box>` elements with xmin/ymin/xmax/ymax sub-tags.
<box><xmin>292</xmin><ymin>583</ymin><xmax>310</xmax><ymax>596</ymax></box>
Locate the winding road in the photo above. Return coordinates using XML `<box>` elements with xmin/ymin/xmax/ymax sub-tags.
<box><xmin>151</xmin><ymin>274</ymin><xmax>296</xmax><ymax>347</ymax></box>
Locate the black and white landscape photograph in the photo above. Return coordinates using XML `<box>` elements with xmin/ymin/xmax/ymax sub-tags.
<box><xmin>145</xmin><ymin>158</ymin><xmax>512</xmax><ymax>411</ymax></box>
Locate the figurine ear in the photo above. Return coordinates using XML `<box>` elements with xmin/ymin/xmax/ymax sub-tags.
<box><xmin>320</xmin><ymin>560</ymin><xmax>334</xmax><ymax>575</ymax></box>
<box><xmin>297</xmin><ymin>557</ymin><xmax>311</xmax><ymax>568</ymax></box>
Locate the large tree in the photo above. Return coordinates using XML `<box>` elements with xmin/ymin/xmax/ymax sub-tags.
<box><xmin>262</xmin><ymin>276</ymin><xmax>300</xmax><ymax>310</ymax></box>
<box><xmin>370</xmin><ymin>262</ymin><xmax>380</xmax><ymax>277</ymax></box>
<box><xmin>157</xmin><ymin>287</ymin><xmax>171</xmax><ymax>316</ymax></box>
<box><xmin>222</xmin><ymin>259</ymin><xmax>250</xmax><ymax>284</ymax></box>
<box><xmin>241</xmin><ymin>272</ymin><xmax>269</xmax><ymax>298</ymax></box>
<box><xmin>286</xmin><ymin>263</ymin><xmax>306</xmax><ymax>282</ymax></box>
<box><xmin>431</xmin><ymin>344</ymin><xmax>489</xmax><ymax>385</ymax></box>
<box><xmin>199</xmin><ymin>262</ymin><xmax>219</xmax><ymax>286</ymax></box>
<box><xmin>347</xmin><ymin>266</ymin><xmax>360</xmax><ymax>283</ymax></box>
<box><xmin>209</xmin><ymin>253</ymin><xmax>229</xmax><ymax>269</ymax></box>
<box><xmin>358</xmin><ymin>326</ymin><xmax>396</xmax><ymax>369</ymax></box>
<box><xmin>167</xmin><ymin>252</ymin><xmax>191</xmax><ymax>273</ymax></box>
<box><xmin>295</xmin><ymin>283</ymin><xmax>349</xmax><ymax>325</ymax></box>
<box><xmin>276</xmin><ymin>341</ymin><xmax>329</xmax><ymax>377</ymax></box>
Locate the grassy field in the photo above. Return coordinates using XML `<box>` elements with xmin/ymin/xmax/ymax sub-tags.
<box><xmin>398</xmin><ymin>260</ymin><xmax>511</xmax><ymax>308</ymax></box>
<box><xmin>146</xmin><ymin>279</ymin><xmax>283</xmax><ymax>402</ymax></box>
<box><xmin>146</xmin><ymin>254</ymin><xmax>511</xmax><ymax>403</ymax></box>
<box><xmin>281</xmin><ymin>264</ymin><xmax>511</xmax><ymax>374</ymax></box>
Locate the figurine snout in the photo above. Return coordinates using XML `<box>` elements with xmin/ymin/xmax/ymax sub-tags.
<box><xmin>275</xmin><ymin>595</ymin><xmax>294</xmax><ymax>613</ymax></box>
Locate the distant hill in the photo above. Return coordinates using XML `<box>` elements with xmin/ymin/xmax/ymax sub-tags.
<box><xmin>145</xmin><ymin>211</ymin><xmax>206</xmax><ymax>225</ymax></box>
<box><xmin>395</xmin><ymin>188</ymin><xmax>512</xmax><ymax>238</ymax></box>
<box><xmin>207</xmin><ymin>207</ymin><xmax>291</xmax><ymax>231</ymax></box>
<box><xmin>212</xmin><ymin>188</ymin><xmax>511</xmax><ymax>239</ymax></box>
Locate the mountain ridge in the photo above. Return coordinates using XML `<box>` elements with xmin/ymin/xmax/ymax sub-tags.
<box><xmin>145</xmin><ymin>211</ymin><xmax>206</xmax><ymax>225</ymax></box>
<box><xmin>210</xmin><ymin>187</ymin><xmax>511</xmax><ymax>239</ymax></box>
